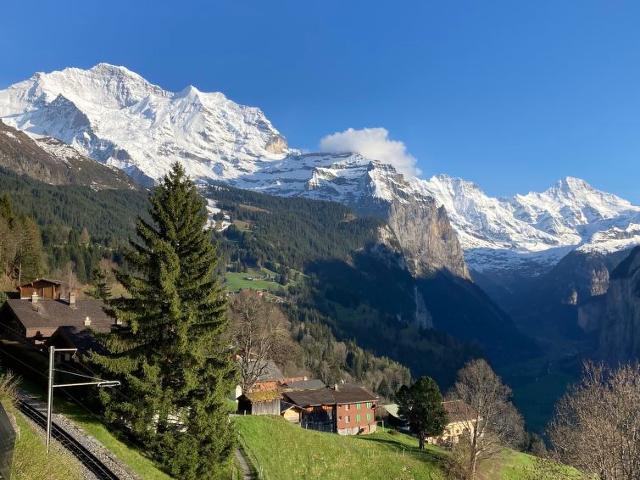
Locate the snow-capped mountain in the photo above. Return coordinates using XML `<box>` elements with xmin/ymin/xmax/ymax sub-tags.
<box><xmin>416</xmin><ymin>175</ymin><xmax>640</xmax><ymax>274</ymax></box>
<box><xmin>0</xmin><ymin>63</ymin><xmax>288</xmax><ymax>185</ymax></box>
<box><xmin>2</xmin><ymin>63</ymin><xmax>639</xmax><ymax>276</ymax></box>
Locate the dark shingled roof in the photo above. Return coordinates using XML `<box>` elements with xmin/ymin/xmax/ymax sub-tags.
<box><xmin>251</xmin><ymin>359</ymin><xmax>284</xmax><ymax>382</ymax></box>
<box><xmin>49</xmin><ymin>326</ymin><xmax>108</xmax><ymax>354</ymax></box>
<box><xmin>19</xmin><ymin>278</ymin><xmax>65</xmax><ymax>287</ymax></box>
<box><xmin>282</xmin><ymin>379</ymin><xmax>326</xmax><ymax>391</ymax></box>
<box><xmin>6</xmin><ymin>298</ymin><xmax>114</xmax><ymax>334</ymax></box>
<box><xmin>283</xmin><ymin>384</ymin><xmax>377</xmax><ymax>407</ymax></box>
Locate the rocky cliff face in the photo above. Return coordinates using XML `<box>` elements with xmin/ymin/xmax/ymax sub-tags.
<box><xmin>595</xmin><ymin>247</ymin><xmax>640</xmax><ymax>363</ymax></box>
<box><xmin>385</xmin><ymin>198</ymin><xmax>469</xmax><ymax>279</ymax></box>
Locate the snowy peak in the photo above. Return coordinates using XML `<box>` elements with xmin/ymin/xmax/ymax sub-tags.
<box><xmin>0</xmin><ymin>63</ymin><xmax>288</xmax><ymax>184</ymax></box>
<box><xmin>418</xmin><ymin>174</ymin><xmax>640</xmax><ymax>273</ymax></box>
<box><xmin>2</xmin><ymin>64</ymin><xmax>640</xmax><ymax>275</ymax></box>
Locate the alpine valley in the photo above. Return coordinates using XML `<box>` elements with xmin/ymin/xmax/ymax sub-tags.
<box><xmin>2</xmin><ymin>63</ymin><xmax>639</xmax><ymax>430</ymax></box>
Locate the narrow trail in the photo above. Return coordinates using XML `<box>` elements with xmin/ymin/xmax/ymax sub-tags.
<box><xmin>234</xmin><ymin>447</ymin><xmax>257</xmax><ymax>480</ymax></box>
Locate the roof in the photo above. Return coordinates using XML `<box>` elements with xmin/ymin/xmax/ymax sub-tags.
<box><xmin>282</xmin><ymin>379</ymin><xmax>326</xmax><ymax>391</ymax></box>
<box><xmin>49</xmin><ymin>326</ymin><xmax>108</xmax><ymax>354</ymax></box>
<box><xmin>6</xmin><ymin>298</ymin><xmax>114</xmax><ymax>334</ymax></box>
<box><xmin>381</xmin><ymin>401</ymin><xmax>476</xmax><ymax>424</ymax></box>
<box><xmin>283</xmin><ymin>384</ymin><xmax>378</xmax><ymax>408</ymax></box>
<box><xmin>250</xmin><ymin>359</ymin><xmax>284</xmax><ymax>382</ymax></box>
<box><xmin>382</xmin><ymin>403</ymin><xmax>401</xmax><ymax>419</ymax></box>
<box><xmin>18</xmin><ymin>278</ymin><xmax>65</xmax><ymax>288</ymax></box>
<box><xmin>443</xmin><ymin>400</ymin><xmax>477</xmax><ymax>423</ymax></box>
<box><xmin>243</xmin><ymin>389</ymin><xmax>282</xmax><ymax>402</ymax></box>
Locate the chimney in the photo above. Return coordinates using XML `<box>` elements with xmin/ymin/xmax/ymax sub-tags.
<box><xmin>69</xmin><ymin>291</ymin><xmax>77</xmax><ymax>306</ymax></box>
<box><xmin>84</xmin><ymin>316</ymin><xmax>91</xmax><ymax>327</ymax></box>
<box><xmin>31</xmin><ymin>291</ymin><xmax>38</xmax><ymax>304</ymax></box>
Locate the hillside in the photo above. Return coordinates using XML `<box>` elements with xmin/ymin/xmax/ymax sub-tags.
<box><xmin>0</xmin><ymin>166</ymin><xmax>147</xmax><ymax>246</ymax></box>
<box><xmin>0</xmin><ymin>120</ymin><xmax>137</xmax><ymax>190</ymax></box>
<box><xmin>210</xmin><ymin>185</ymin><xmax>536</xmax><ymax>385</ymax></box>
<box><xmin>2</xmin><ymin>401</ymin><xmax>83</xmax><ymax>480</ymax></box>
<box><xmin>235</xmin><ymin>416</ymin><xmax>575</xmax><ymax>480</ymax></box>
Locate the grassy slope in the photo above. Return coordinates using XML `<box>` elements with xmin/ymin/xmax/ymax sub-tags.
<box><xmin>235</xmin><ymin>416</ymin><xmax>578</xmax><ymax>480</ymax></box>
<box><xmin>3</xmin><ymin>402</ymin><xmax>83</xmax><ymax>480</ymax></box>
<box><xmin>225</xmin><ymin>271</ymin><xmax>283</xmax><ymax>292</ymax></box>
<box><xmin>236</xmin><ymin>415</ymin><xmax>447</xmax><ymax>480</ymax></box>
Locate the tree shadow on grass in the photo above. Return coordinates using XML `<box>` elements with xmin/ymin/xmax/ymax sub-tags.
<box><xmin>353</xmin><ymin>435</ymin><xmax>447</xmax><ymax>466</ymax></box>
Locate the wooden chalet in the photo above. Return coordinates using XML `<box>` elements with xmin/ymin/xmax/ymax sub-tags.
<box><xmin>1</xmin><ymin>280</ymin><xmax>114</xmax><ymax>349</ymax></box>
<box><xmin>427</xmin><ymin>400</ymin><xmax>477</xmax><ymax>446</ymax></box>
<box><xmin>382</xmin><ymin>400</ymin><xmax>477</xmax><ymax>446</ymax></box>
<box><xmin>17</xmin><ymin>278</ymin><xmax>66</xmax><ymax>300</ymax></box>
<box><xmin>282</xmin><ymin>384</ymin><xmax>378</xmax><ymax>435</ymax></box>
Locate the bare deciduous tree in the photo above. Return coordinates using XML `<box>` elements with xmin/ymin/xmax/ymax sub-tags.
<box><xmin>547</xmin><ymin>362</ymin><xmax>640</xmax><ymax>480</ymax></box>
<box><xmin>448</xmin><ymin>359</ymin><xmax>525</xmax><ymax>480</ymax></box>
<box><xmin>228</xmin><ymin>290</ymin><xmax>299</xmax><ymax>393</ymax></box>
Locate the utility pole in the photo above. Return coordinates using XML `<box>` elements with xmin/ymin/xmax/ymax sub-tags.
<box><xmin>46</xmin><ymin>346</ymin><xmax>54</xmax><ymax>452</ymax></box>
<box><xmin>46</xmin><ymin>346</ymin><xmax>120</xmax><ymax>452</ymax></box>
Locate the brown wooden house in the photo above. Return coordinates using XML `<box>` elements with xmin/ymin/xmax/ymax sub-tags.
<box><xmin>17</xmin><ymin>278</ymin><xmax>65</xmax><ymax>300</ymax></box>
<box><xmin>282</xmin><ymin>384</ymin><xmax>378</xmax><ymax>435</ymax></box>
<box><xmin>1</xmin><ymin>282</ymin><xmax>114</xmax><ymax>347</ymax></box>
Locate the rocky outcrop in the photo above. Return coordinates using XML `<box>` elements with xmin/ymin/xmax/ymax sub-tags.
<box><xmin>386</xmin><ymin>198</ymin><xmax>469</xmax><ymax>279</ymax></box>
<box><xmin>595</xmin><ymin>247</ymin><xmax>640</xmax><ymax>363</ymax></box>
<box><xmin>0</xmin><ymin>121</ymin><xmax>137</xmax><ymax>190</ymax></box>
<box><xmin>542</xmin><ymin>250</ymin><xmax>617</xmax><ymax>306</ymax></box>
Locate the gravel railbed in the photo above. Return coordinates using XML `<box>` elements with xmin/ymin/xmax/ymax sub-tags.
<box><xmin>52</xmin><ymin>411</ymin><xmax>140</xmax><ymax>480</ymax></box>
<box><xmin>18</xmin><ymin>392</ymin><xmax>139</xmax><ymax>480</ymax></box>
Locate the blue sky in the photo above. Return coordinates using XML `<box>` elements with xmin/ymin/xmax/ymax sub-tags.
<box><xmin>2</xmin><ymin>0</ymin><xmax>640</xmax><ymax>201</ymax></box>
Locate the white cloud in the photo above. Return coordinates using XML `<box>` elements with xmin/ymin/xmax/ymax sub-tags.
<box><xmin>319</xmin><ymin>127</ymin><xmax>421</xmax><ymax>177</ymax></box>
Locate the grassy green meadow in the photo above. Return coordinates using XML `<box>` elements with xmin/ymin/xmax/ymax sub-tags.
<box><xmin>235</xmin><ymin>415</ymin><xmax>581</xmax><ymax>480</ymax></box>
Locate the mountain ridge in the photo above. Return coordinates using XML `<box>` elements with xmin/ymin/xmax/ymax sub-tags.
<box><xmin>2</xmin><ymin>63</ymin><xmax>639</xmax><ymax>279</ymax></box>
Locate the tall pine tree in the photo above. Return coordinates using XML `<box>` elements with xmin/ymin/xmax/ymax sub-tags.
<box><xmin>91</xmin><ymin>163</ymin><xmax>236</xmax><ymax>479</ymax></box>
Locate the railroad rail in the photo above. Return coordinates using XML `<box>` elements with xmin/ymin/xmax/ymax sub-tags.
<box><xmin>17</xmin><ymin>398</ymin><xmax>121</xmax><ymax>480</ymax></box>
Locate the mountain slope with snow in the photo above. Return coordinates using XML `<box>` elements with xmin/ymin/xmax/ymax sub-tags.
<box><xmin>416</xmin><ymin>175</ymin><xmax>640</xmax><ymax>274</ymax></box>
<box><xmin>0</xmin><ymin>63</ymin><xmax>288</xmax><ymax>185</ymax></box>
<box><xmin>1</xmin><ymin>64</ymin><xmax>639</xmax><ymax>276</ymax></box>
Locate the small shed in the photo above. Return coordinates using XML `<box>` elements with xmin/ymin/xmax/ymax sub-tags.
<box><xmin>238</xmin><ymin>389</ymin><xmax>282</xmax><ymax>416</ymax></box>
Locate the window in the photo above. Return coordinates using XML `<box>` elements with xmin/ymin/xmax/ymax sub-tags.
<box><xmin>366</xmin><ymin>402</ymin><xmax>372</xmax><ymax>409</ymax></box>
<box><xmin>356</xmin><ymin>414</ymin><xmax>361</xmax><ymax>423</ymax></box>
<box><xmin>356</xmin><ymin>403</ymin><xmax>361</xmax><ymax>410</ymax></box>
<box><xmin>345</xmin><ymin>416</ymin><xmax>350</xmax><ymax>423</ymax></box>
<box><xmin>345</xmin><ymin>404</ymin><xmax>350</xmax><ymax>411</ymax></box>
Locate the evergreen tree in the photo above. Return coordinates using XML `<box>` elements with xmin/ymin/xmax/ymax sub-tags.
<box><xmin>79</xmin><ymin>226</ymin><xmax>91</xmax><ymax>246</ymax></box>
<box><xmin>15</xmin><ymin>216</ymin><xmax>45</xmax><ymax>283</ymax></box>
<box><xmin>89</xmin><ymin>267</ymin><xmax>111</xmax><ymax>301</ymax></box>
<box><xmin>397</xmin><ymin>376</ymin><xmax>448</xmax><ymax>450</ymax></box>
<box><xmin>91</xmin><ymin>163</ymin><xmax>236</xmax><ymax>479</ymax></box>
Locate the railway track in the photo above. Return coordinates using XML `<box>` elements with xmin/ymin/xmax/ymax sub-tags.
<box><xmin>17</xmin><ymin>398</ymin><xmax>121</xmax><ymax>480</ymax></box>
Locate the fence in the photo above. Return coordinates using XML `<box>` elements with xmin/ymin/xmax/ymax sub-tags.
<box><xmin>0</xmin><ymin>403</ymin><xmax>16</xmax><ymax>480</ymax></box>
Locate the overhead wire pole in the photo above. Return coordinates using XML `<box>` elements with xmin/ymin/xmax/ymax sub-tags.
<box><xmin>46</xmin><ymin>346</ymin><xmax>120</xmax><ymax>453</ymax></box>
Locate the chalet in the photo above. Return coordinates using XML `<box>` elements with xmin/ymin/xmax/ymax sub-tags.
<box><xmin>0</xmin><ymin>281</ymin><xmax>114</xmax><ymax>350</ymax></box>
<box><xmin>282</xmin><ymin>384</ymin><xmax>378</xmax><ymax>435</ymax></box>
<box><xmin>381</xmin><ymin>400</ymin><xmax>477</xmax><ymax>446</ymax></box>
<box><xmin>17</xmin><ymin>278</ymin><xmax>65</xmax><ymax>300</ymax></box>
<box><xmin>428</xmin><ymin>400</ymin><xmax>477</xmax><ymax>446</ymax></box>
